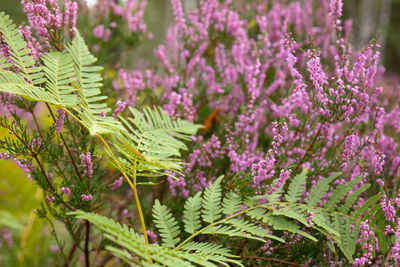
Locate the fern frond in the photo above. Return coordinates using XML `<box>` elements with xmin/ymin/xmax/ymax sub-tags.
<box><xmin>222</xmin><ymin>192</ymin><xmax>242</xmax><ymax>216</ymax></box>
<box><xmin>113</xmin><ymin>107</ymin><xmax>202</xmax><ymax>177</ymax></box>
<box><xmin>339</xmin><ymin>184</ymin><xmax>370</xmax><ymax>213</ymax></box>
<box><xmin>273</xmin><ymin>205</ymin><xmax>309</xmax><ymax>227</ymax></box>
<box><xmin>68</xmin><ymin>210</ymin><xmax>150</xmax><ymax>261</ymax></box>
<box><xmin>41</xmin><ymin>51</ymin><xmax>79</xmax><ymax>107</ymax></box>
<box><xmin>203</xmin><ymin>225</ymin><xmax>265</xmax><ymax>242</ymax></box>
<box><xmin>153</xmin><ymin>200</ymin><xmax>181</xmax><ymax>248</ymax></box>
<box><xmin>0</xmin><ymin>12</ymin><xmax>44</xmax><ymax>84</ymax></box>
<box><xmin>71</xmin><ymin>210</ymin><xmax>244</xmax><ymax>266</ymax></box>
<box><xmin>184</xmin><ymin>192</ymin><xmax>202</xmax><ymax>234</ymax></box>
<box><xmin>66</xmin><ymin>32</ymin><xmax>122</xmax><ymax>135</ymax></box>
<box><xmin>262</xmin><ymin>214</ymin><xmax>318</xmax><ymax>241</ymax></box>
<box><xmin>305</xmin><ymin>172</ymin><xmax>341</xmax><ymax>206</ymax></box>
<box><xmin>325</xmin><ymin>175</ymin><xmax>363</xmax><ymax>210</ymax></box>
<box><xmin>225</xmin><ymin>218</ymin><xmax>285</xmax><ymax>243</ymax></box>
<box><xmin>285</xmin><ymin>169</ymin><xmax>308</xmax><ymax>202</ymax></box>
<box><xmin>180</xmin><ymin>241</ymin><xmax>237</xmax><ymax>258</ymax></box>
<box><xmin>202</xmin><ymin>176</ymin><xmax>223</xmax><ymax>223</ymax></box>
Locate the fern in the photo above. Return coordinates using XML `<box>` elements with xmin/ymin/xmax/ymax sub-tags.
<box><xmin>285</xmin><ymin>168</ymin><xmax>308</xmax><ymax>202</ymax></box>
<box><xmin>71</xmin><ymin>170</ymin><xmax>380</xmax><ymax>265</ymax></box>
<box><xmin>66</xmin><ymin>32</ymin><xmax>122</xmax><ymax>135</ymax></box>
<box><xmin>222</xmin><ymin>192</ymin><xmax>242</xmax><ymax>216</ymax></box>
<box><xmin>41</xmin><ymin>51</ymin><xmax>79</xmax><ymax>107</ymax></box>
<box><xmin>152</xmin><ymin>199</ymin><xmax>181</xmax><ymax>248</ymax></box>
<box><xmin>0</xmin><ymin>12</ymin><xmax>50</xmax><ymax>102</ymax></box>
<box><xmin>112</xmin><ymin>107</ymin><xmax>202</xmax><ymax>178</ymax></box>
<box><xmin>202</xmin><ymin>176</ymin><xmax>223</xmax><ymax>223</ymax></box>
<box><xmin>184</xmin><ymin>192</ymin><xmax>202</xmax><ymax>234</ymax></box>
<box><xmin>69</xmin><ymin>210</ymin><xmax>242</xmax><ymax>266</ymax></box>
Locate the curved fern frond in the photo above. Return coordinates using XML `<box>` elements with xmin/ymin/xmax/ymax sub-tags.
<box><xmin>305</xmin><ymin>172</ymin><xmax>341</xmax><ymax>206</ymax></box>
<box><xmin>0</xmin><ymin>12</ymin><xmax>44</xmax><ymax>84</ymax></box>
<box><xmin>153</xmin><ymin>199</ymin><xmax>181</xmax><ymax>248</ymax></box>
<box><xmin>184</xmin><ymin>192</ymin><xmax>202</xmax><ymax>234</ymax></box>
<box><xmin>112</xmin><ymin>106</ymin><xmax>202</xmax><ymax>177</ymax></box>
<box><xmin>202</xmin><ymin>176</ymin><xmax>223</xmax><ymax>223</ymax></box>
<box><xmin>42</xmin><ymin>51</ymin><xmax>79</xmax><ymax>107</ymax></box>
<box><xmin>66</xmin><ymin>32</ymin><xmax>122</xmax><ymax>135</ymax></box>
<box><xmin>70</xmin><ymin>210</ymin><xmax>242</xmax><ymax>266</ymax></box>
<box><xmin>0</xmin><ymin>12</ymin><xmax>51</xmax><ymax>102</ymax></box>
<box><xmin>285</xmin><ymin>168</ymin><xmax>308</xmax><ymax>202</ymax></box>
<box><xmin>222</xmin><ymin>192</ymin><xmax>242</xmax><ymax>216</ymax></box>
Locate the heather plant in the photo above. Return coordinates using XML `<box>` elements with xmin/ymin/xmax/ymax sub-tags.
<box><xmin>1</xmin><ymin>0</ymin><xmax>400</xmax><ymax>266</ymax></box>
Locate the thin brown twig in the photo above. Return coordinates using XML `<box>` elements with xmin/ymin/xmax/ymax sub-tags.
<box><xmin>84</xmin><ymin>220</ymin><xmax>90</xmax><ymax>267</ymax></box>
<box><xmin>293</xmin><ymin>123</ymin><xmax>324</xmax><ymax>174</ymax></box>
<box><xmin>45</xmin><ymin>103</ymin><xmax>82</xmax><ymax>180</ymax></box>
<box><xmin>63</xmin><ymin>242</ymin><xmax>77</xmax><ymax>267</ymax></box>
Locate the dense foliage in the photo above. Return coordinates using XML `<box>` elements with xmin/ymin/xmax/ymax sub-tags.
<box><xmin>0</xmin><ymin>0</ymin><xmax>400</xmax><ymax>266</ymax></box>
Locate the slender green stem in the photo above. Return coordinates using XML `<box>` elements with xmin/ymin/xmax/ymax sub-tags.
<box><xmin>61</xmin><ymin>108</ymin><xmax>150</xmax><ymax>245</ymax></box>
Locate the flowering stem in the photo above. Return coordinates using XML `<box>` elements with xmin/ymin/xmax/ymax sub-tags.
<box><xmin>60</xmin><ymin>108</ymin><xmax>150</xmax><ymax>245</ymax></box>
<box><xmin>45</xmin><ymin>104</ymin><xmax>82</xmax><ymax>179</ymax></box>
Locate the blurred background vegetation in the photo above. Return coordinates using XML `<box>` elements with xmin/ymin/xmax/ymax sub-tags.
<box><xmin>0</xmin><ymin>0</ymin><xmax>399</xmax><ymax>264</ymax></box>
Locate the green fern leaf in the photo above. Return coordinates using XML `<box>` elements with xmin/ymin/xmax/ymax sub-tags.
<box><xmin>285</xmin><ymin>169</ymin><xmax>308</xmax><ymax>202</ymax></box>
<box><xmin>226</xmin><ymin>218</ymin><xmax>285</xmax><ymax>243</ymax></box>
<box><xmin>203</xmin><ymin>225</ymin><xmax>265</xmax><ymax>242</ymax></box>
<box><xmin>184</xmin><ymin>192</ymin><xmax>202</xmax><ymax>234</ymax></box>
<box><xmin>339</xmin><ymin>184</ymin><xmax>370</xmax><ymax>213</ymax></box>
<box><xmin>222</xmin><ymin>192</ymin><xmax>242</xmax><ymax>216</ymax></box>
<box><xmin>305</xmin><ymin>172</ymin><xmax>341</xmax><ymax>206</ymax></box>
<box><xmin>263</xmin><ymin>215</ymin><xmax>318</xmax><ymax>242</ymax></box>
<box><xmin>0</xmin><ymin>12</ymin><xmax>44</xmax><ymax>84</ymax></box>
<box><xmin>202</xmin><ymin>176</ymin><xmax>223</xmax><ymax>223</ymax></box>
<box><xmin>66</xmin><ymin>32</ymin><xmax>122</xmax><ymax>135</ymax></box>
<box><xmin>325</xmin><ymin>175</ymin><xmax>363</xmax><ymax>210</ymax></box>
<box><xmin>273</xmin><ymin>205</ymin><xmax>309</xmax><ymax>227</ymax></box>
<box><xmin>180</xmin><ymin>241</ymin><xmax>237</xmax><ymax>258</ymax></box>
<box><xmin>42</xmin><ymin>51</ymin><xmax>79</xmax><ymax>107</ymax></box>
<box><xmin>152</xmin><ymin>199</ymin><xmax>181</xmax><ymax>248</ymax></box>
<box><xmin>113</xmin><ymin>107</ymin><xmax>201</xmax><ymax>177</ymax></box>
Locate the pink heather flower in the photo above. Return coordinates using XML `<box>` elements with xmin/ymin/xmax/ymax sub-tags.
<box><xmin>329</xmin><ymin>0</ymin><xmax>343</xmax><ymax>31</ymax></box>
<box><xmin>93</xmin><ymin>25</ymin><xmax>105</xmax><ymax>39</ymax></box>
<box><xmin>342</xmin><ymin>134</ymin><xmax>360</xmax><ymax>162</ymax></box>
<box><xmin>381</xmin><ymin>195</ymin><xmax>396</xmax><ymax>222</ymax></box>
<box><xmin>61</xmin><ymin>187</ymin><xmax>71</xmax><ymax>195</ymax></box>
<box><xmin>46</xmin><ymin>195</ymin><xmax>55</xmax><ymax>202</ymax></box>
<box><xmin>146</xmin><ymin>230</ymin><xmax>158</xmax><ymax>244</ymax></box>
<box><xmin>171</xmin><ymin>0</ymin><xmax>186</xmax><ymax>30</ymax></box>
<box><xmin>54</xmin><ymin>109</ymin><xmax>66</xmax><ymax>134</ymax></box>
<box><xmin>0</xmin><ymin>152</ymin><xmax>34</xmax><ymax>177</ymax></box>
<box><xmin>80</xmin><ymin>152</ymin><xmax>93</xmax><ymax>178</ymax></box>
<box><xmin>306</xmin><ymin>211</ymin><xmax>314</xmax><ymax>227</ymax></box>
<box><xmin>1</xmin><ymin>228</ymin><xmax>13</xmax><ymax>247</ymax></box>
<box><xmin>22</xmin><ymin>0</ymin><xmax>63</xmax><ymax>37</ymax></box>
<box><xmin>81</xmin><ymin>194</ymin><xmax>93</xmax><ymax>201</ymax></box>
<box><xmin>111</xmin><ymin>176</ymin><xmax>123</xmax><ymax>190</ymax></box>
<box><xmin>390</xmin><ymin>219</ymin><xmax>400</xmax><ymax>264</ymax></box>
<box><xmin>252</xmin><ymin>151</ymin><xmax>276</xmax><ymax>187</ymax></box>
<box><xmin>64</xmin><ymin>1</ymin><xmax>78</xmax><ymax>34</ymax></box>
<box><xmin>112</xmin><ymin>99</ymin><xmax>126</xmax><ymax>118</ymax></box>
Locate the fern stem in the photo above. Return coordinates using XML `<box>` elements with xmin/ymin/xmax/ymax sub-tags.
<box><xmin>60</xmin><ymin>108</ymin><xmax>151</xmax><ymax>245</ymax></box>
<box><xmin>96</xmin><ymin>134</ymin><xmax>150</xmax><ymax>245</ymax></box>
